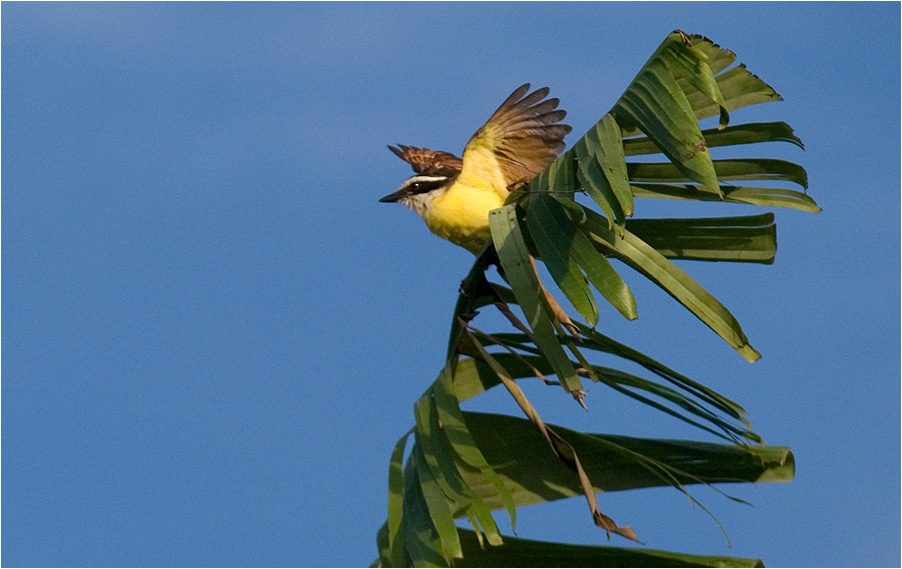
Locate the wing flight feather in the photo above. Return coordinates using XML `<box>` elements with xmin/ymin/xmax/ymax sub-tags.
<box><xmin>388</xmin><ymin>145</ymin><xmax>462</xmax><ymax>178</ymax></box>
<box><xmin>460</xmin><ymin>84</ymin><xmax>572</xmax><ymax>193</ymax></box>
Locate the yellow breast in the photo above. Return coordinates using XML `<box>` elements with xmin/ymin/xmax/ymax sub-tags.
<box><xmin>423</xmin><ymin>180</ymin><xmax>506</xmax><ymax>254</ymax></box>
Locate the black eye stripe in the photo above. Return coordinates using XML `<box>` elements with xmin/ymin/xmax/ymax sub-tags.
<box><xmin>402</xmin><ymin>177</ymin><xmax>449</xmax><ymax>195</ymax></box>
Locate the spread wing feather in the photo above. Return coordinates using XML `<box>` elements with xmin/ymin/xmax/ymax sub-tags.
<box><xmin>388</xmin><ymin>144</ymin><xmax>462</xmax><ymax>177</ymax></box>
<box><xmin>460</xmin><ymin>84</ymin><xmax>572</xmax><ymax>191</ymax></box>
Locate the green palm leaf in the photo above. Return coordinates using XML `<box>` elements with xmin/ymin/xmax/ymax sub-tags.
<box><xmin>625</xmin><ymin>213</ymin><xmax>777</xmax><ymax>264</ymax></box>
<box><xmin>377</xmin><ymin>411</ymin><xmax>792</xmax><ymax>566</ymax></box>
<box><xmin>610</xmin><ymin>33</ymin><xmax>722</xmax><ymax>195</ymax></box>
<box><xmin>452</xmin><ymin>530</ymin><xmax>765</xmax><ymax>568</ymax></box>
<box><xmin>489</xmin><ymin>204</ymin><xmax>583</xmax><ymax>394</ymax></box>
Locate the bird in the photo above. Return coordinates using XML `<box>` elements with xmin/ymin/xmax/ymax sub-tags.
<box><xmin>379</xmin><ymin>84</ymin><xmax>572</xmax><ymax>254</ymax></box>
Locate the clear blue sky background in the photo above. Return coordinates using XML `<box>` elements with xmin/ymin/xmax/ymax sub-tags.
<box><xmin>3</xmin><ymin>3</ymin><xmax>899</xmax><ymax>567</ymax></box>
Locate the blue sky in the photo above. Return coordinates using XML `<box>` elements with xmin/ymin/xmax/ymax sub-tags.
<box><xmin>3</xmin><ymin>3</ymin><xmax>899</xmax><ymax>567</ymax></box>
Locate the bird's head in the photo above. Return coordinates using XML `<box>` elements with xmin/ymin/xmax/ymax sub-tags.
<box><xmin>379</xmin><ymin>174</ymin><xmax>453</xmax><ymax>218</ymax></box>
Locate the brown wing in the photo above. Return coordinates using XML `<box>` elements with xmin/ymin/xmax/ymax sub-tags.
<box><xmin>459</xmin><ymin>84</ymin><xmax>572</xmax><ymax>191</ymax></box>
<box><xmin>388</xmin><ymin>145</ymin><xmax>462</xmax><ymax>177</ymax></box>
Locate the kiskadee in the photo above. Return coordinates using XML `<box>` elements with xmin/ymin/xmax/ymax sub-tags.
<box><xmin>379</xmin><ymin>84</ymin><xmax>572</xmax><ymax>254</ymax></box>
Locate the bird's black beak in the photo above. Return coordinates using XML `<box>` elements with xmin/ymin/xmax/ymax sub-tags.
<box><xmin>378</xmin><ymin>190</ymin><xmax>403</xmax><ymax>203</ymax></box>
